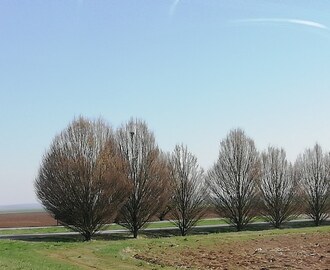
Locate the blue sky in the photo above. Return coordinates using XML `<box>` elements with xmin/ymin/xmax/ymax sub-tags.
<box><xmin>1</xmin><ymin>1</ymin><xmax>330</xmax><ymax>205</ymax></box>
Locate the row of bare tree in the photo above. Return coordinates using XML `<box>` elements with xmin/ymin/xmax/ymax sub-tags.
<box><xmin>35</xmin><ymin>117</ymin><xmax>330</xmax><ymax>240</ymax></box>
<box><xmin>208</xmin><ymin>129</ymin><xmax>330</xmax><ymax>232</ymax></box>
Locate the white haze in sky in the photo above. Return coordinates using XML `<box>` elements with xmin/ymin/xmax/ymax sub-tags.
<box><xmin>232</xmin><ymin>18</ymin><xmax>328</xmax><ymax>30</ymax></box>
<box><xmin>169</xmin><ymin>0</ymin><xmax>181</xmax><ymax>18</ymax></box>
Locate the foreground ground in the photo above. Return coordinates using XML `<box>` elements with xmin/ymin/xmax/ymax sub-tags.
<box><xmin>136</xmin><ymin>226</ymin><xmax>330</xmax><ymax>269</ymax></box>
<box><xmin>0</xmin><ymin>225</ymin><xmax>329</xmax><ymax>269</ymax></box>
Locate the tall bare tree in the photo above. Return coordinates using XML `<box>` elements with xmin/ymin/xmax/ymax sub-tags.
<box><xmin>35</xmin><ymin>117</ymin><xmax>130</xmax><ymax>241</ymax></box>
<box><xmin>259</xmin><ymin>147</ymin><xmax>299</xmax><ymax>228</ymax></box>
<box><xmin>207</xmin><ymin>128</ymin><xmax>260</xmax><ymax>231</ymax></box>
<box><xmin>115</xmin><ymin>119</ymin><xmax>170</xmax><ymax>238</ymax></box>
<box><xmin>169</xmin><ymin>144</ymin><xmax>208</xmax><ymax>236</ymax></box>
<box><xmin>296</xmin><ymin>144</ymin><xmax>330</xmax><ymax>226</ymax></box>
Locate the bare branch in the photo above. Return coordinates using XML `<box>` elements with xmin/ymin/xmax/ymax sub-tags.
<box><xmin>169</xmin><ymin>144</ymin><xmax>208</xmax><ymax>236</ymax></box>
<box><xmin>259</xmin><ymin>147</ymin><xmax>299</xmax><ymax>228</ymax></box>
<box><xmin>207</xmin><ymin>128</ymin><xmax>260</xmax><ymax>231</ymax></box>
<box><xmin>115</xmin><ymin>118</ymin><xmax>171</xmax><ymax>238</ymax></box>
<box><xmin>296</xmin><ymin>144</ymin><xmax>330</xmax><ymax>226</ymax></box>
<box><xmin>35</xmin><ymin>117</ymin><xmax>130</xmax><ymax>240</ymax></box>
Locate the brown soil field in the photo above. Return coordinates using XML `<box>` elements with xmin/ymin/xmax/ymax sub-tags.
<box><xmin>136</xmin><ymin>231</ymin><xmax>330</xmax><ymax>270</ymax></box>
<box><xmin>0</xmin><ymin>207</ymin><xmax>219</xmax><ymax>228</ymax></box>
<box><xmin>0</xmin><ymin>212</ymin><xmax>57</xmax><ymax>228</ymax></box>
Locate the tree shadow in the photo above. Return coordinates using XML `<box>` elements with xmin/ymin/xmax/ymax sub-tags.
<box><xmin>9</xmin><ymin>219</ymin><xmax>330</xmax><ymax>243</ymax></box>
<box><xmin>16</xmin><ymin>235</ymin><xmax>83</xmax><ymax>243</ymax></box>
<box><xmin>16</xmin><ymin>232</ymin><xmax>134</xmax><ymax>243</ymax></box>
<box><xmin>188</xmin><ymin>219</ymin><xmax>330</xmax><ymax>235</ymax></box>
<box><xmin>139</xmin><ymin>219</ymin><xmax>330</xmax><ymax>238</ymax></box>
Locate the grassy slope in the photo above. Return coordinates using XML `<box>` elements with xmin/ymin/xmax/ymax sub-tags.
<box><xmin>0</xmin><ymin>225</ymin><xmax>329</xmax><ymax>270</ymax></box>
<box><xmin>0</xmin><ymin>236</ymin><xmax>175</xmax><ymax>270</ymax></box>
<box><xmin>0</xmin><ymin>240</ymin><xmax>78</xmax><ymax>270</ymax></box>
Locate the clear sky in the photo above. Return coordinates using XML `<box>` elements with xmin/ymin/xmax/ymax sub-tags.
<box><xmin>1</xmin><ymin>1</ymin><xmax>330</xmax><ymax>205</ymax></box>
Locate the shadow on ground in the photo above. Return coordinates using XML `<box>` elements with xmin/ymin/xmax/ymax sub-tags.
<box><xmin>7</xmin><ymin>219</ymin><xmax>330</xmax><ymax>243</ymax></box>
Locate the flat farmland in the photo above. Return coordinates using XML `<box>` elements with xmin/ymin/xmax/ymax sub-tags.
<box><xmin>0</xmin><ymin>208</ymin><xmax>219</xmax><ymax>229</ymax></box>
<box><xmin>0</xmin><ymin>212</ymin><xmax>57</xmax><ymax>228</ymax></box>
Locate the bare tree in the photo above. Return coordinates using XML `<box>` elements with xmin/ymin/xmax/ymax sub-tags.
<box><xmin>296</xmin><ymin>144</ymin><xmax>330</xmax><ymax>226</ymax></box>
<box><xmin>35</xmin><ymin>117</ymin><xmax>130</xmax><ymax>241</ymax></box>
<box><xmin>157</xmin><ymin>203</ymin><xmax>173</xmax><ymax>221</ymax></box>
<box><xmin>115</xmin><ymin>119</ymin><xmax>170</xmax><ymax>238</ymax></box>
<box><xmin>259</xmin><ymin>147</ymin><xmax>299</xmax><ymax>228</ymax></box>
<box><xmin>207</xmin><ymin>128</ymin><xmax>260</xmax><ymax>231</ymax></box>
<box><xmin>169</xmin><ymin>144</ymin><xmax>208</xmax><ymax>236</ymax></box>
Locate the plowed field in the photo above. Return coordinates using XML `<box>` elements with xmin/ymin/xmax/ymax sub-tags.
<box><xmin>0</xmin><ymin>212</ymin><xmax>56</xmax><ymax>228</ymax></box>
<box><xmin>135</xmin><ymin>230</ymin><xmax>330</xmax><ymax>270</ymax></box>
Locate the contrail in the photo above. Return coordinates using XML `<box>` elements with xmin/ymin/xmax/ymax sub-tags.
<box><xmin>169</xmin><ymin>0</ymin><xmax>181</xmax><ymax>18</ymax></box>
<box><xmin>232</xmin><ymin>18</ymin><xmax>328</xmax><ymax>30</ymax></box>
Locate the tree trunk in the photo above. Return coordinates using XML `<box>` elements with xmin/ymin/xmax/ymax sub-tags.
<box><xmin>133</xmin><ymin>227</ymin><xmax>138</xmax><ymax>238</ymax></box>
<box><xmin>275</xmin><ymin>220</ymin><xmax>281</xmax><ymax>228</ymax></box>
<box><xmin>180</xmin><ymin>227</ymin><xmax>187</xmax><ymax>236</ymax></box>
<box><xmin>83</xmin><ymin>231</ymin><xmax>92</xmax><ymax>241</ymax></box>
<box><xmin>314</xmin><ymin>215</ymin><xmax>320</xmax><ymax>226</ymax></box>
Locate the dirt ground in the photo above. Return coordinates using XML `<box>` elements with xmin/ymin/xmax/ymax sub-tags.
<box><xmin>0</xmin><ymin>212</ymin><xmax>57</xmax><ymax>228</ymax></box>
<box><xmin>136</xmin><ymin>232</ymin><xmax>330</xmax><ymax>270</ymax></box>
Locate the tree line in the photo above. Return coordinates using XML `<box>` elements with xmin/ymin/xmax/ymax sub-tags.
<box><xmin>35</xmin><ymin>117</ymin><xmax>330</xmax><ymax>240</ymax></box>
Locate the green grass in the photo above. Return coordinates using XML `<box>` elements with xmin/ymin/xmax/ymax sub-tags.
<box><xmin>0</xmin><ymin>226</ymin><xmax>71</xmax><ymax>235</ymax></box>
<box><xmin>102</xmin><ymin>219</ymin><xmax>228</xmax><ymax>231</ymax></box>
<box><xmin>0</xmin><ymin>240</ymin><xmax>79</xmax><ymax>269</ymax></box>
<box><xmin>0</xmin><ymin>224</ymin><xmax>123</xmax><ymax>235</ymax></box>
<box><xmin>0</xmin><ymin>224</ymin><xmax>329</xmax><ymax>270</ymax></box>
<box><xmin>0</xmin><ymin>235</ymin><xmax>175</xmax><ymax>269</ymax></box>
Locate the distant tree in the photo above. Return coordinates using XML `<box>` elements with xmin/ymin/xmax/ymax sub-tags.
<box><xmin>115</xmin><ymin>119</ymin><xmax>170</xmax><ymax>238</ymax></box>
<box><xmin>207</xmin><ymin>128</ymin><xmax>260</xmax><ymax>231</ymax></box>
<box><xmin>259</xmin><ymin>147</ymin><xmax>299</xmax><ymax>228</ymax></box>
<box><xmin>35</xmin><ymin>117</ymin><xmax>130</xmax><ymax>241</ymax></box>
<box><xmin>169</xmin><ymin>144</ymin><xmax>208</xmax><ymax>236</ymax></box>
<box><xmin>296</xmin><ymin>144</ymin><xmax>330</xmax><ymax>226</ymax></box>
